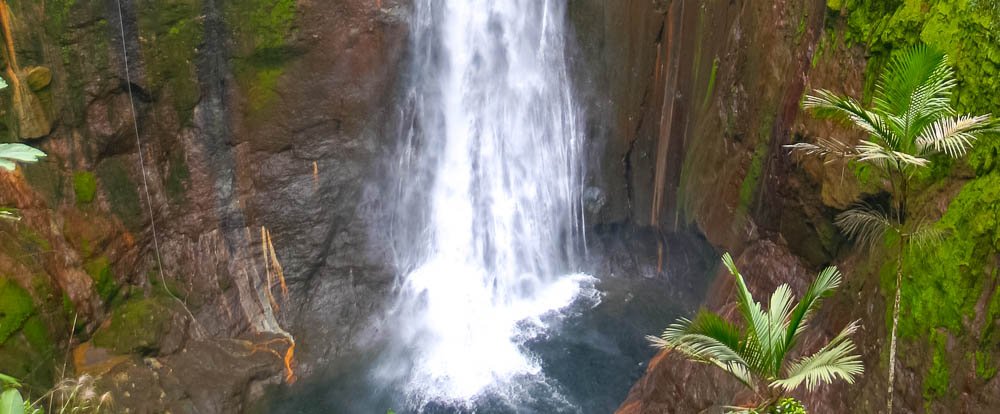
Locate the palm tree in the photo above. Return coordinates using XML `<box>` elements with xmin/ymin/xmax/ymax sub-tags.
<box><xmin>648</xmin><ymin>253</ymin><xmax>863</xmax><ymax>412</ymax></box>
<box><xmin>787</xmin><ymin>45</ymin><xmax>997</xmax><ymax>413</ymax></box>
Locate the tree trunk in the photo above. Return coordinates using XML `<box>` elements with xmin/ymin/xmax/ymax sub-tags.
<box><xmin>886</xmin><ymin>254</ymin><xmax>903</xmax><ymax>413</ymax></box>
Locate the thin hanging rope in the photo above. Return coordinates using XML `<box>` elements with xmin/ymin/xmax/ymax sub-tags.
<box><xmin>114</xmin><ymin>0</ymin><xmax>203</xmax><ymax>336</ymax></box>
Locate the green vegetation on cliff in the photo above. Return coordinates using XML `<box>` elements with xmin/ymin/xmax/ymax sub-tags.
<box><xmin>829</xmin><ymin>0</ymin><xmax>1000</xmax><ymax>172</ymax></box>
<box><xmin>73</xmin><ymin>171</ymin><xmax>96</xmax><ymax>205</ymax></box>
<box><xmin>226</xmin><ymin>0</ymin><xmax>298</xmax><ymax>112</ymax></box>
<box><xmin>136</xmin><ymin>0</ymin><xmax>204</xmax><ymax>125</ymax></box>
<box><xmin>0</xmin><ymin>278</ymin><xmax>34</xmax><ymax>344</ymax></box>
<box><xmin>649</xmin><ymin>253</ymin><xmax>862</xmax><ymax>412</ymax></box>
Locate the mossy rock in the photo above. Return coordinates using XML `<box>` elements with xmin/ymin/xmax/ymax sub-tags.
<box><xmin>24</xmin><ymin>67</ymin><xmax>52</xmax><ymax>91</ymax></box>
<box><xmin>73</xmin><ymin>170</ymin><xmax>97</xmax><ymax>204</ymax></box>
<box><xmin>0</xmin><ymin>277</ymin><xmax>35</xmax><ymax>344</ymax></box>
<box><xmin>0</xmin><ymin>315</ymin><xmax>55</xmax><ymax>390</ymax></box>
<box><xmin>91</xmin><ymin>296</ymin><xmax>174</xmax><ymax>355</ymax></box>
<box><xmin>84</xmin><ymin>256</ymin><xmax>118</xmax><ymax>305</ymax></box>
<box><xmin>21</xmin><ymin>158</ymin><xmax>65</xmax><ymax>206</ymax></box>
<box><xmin>96</xmin><ymin>158</ymin><xmax>144</xmax><ymax>231</ymax></box>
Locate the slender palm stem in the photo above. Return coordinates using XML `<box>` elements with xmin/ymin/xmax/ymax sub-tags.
<box><xmin>887</xmin><ymin>237</ymin><xmax>904</xmax><ymax>413</ymax></box>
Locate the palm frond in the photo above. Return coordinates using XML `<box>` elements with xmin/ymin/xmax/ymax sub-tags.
<box><xmin>873</xmin><ymin>45</ymin><xmax>955</xmax><ymax>127</ymax></box>
<box><xmin>803</xmin><ymin>90</ymin><xmax>900</xmax><ymax>148</ymax></box>
<box><xmin>784</xmin><ymin>266</ymin><xmax>842</xmax><ymax>352</ymax></box>
<box><xmin>722</xmin><ymin>253</ymin><xmax>774</xmax><ymax>373</ymax></box>
<box><xmin>772</xmin><ymin>320</ymin><xmax>864</xmax><ymax>392</ymax></box>
<box><xmin>915</xmin><ymin>114</ymin><xmax>991</xmax><ymax>158</ymax></box>
<box><xmin>763</xmin><ymin>285</ymin><xmax>795</xmax><ymax>376</ymax></box>
<box><xmin>648</xmin><ymin>310</ymin><xmax>756</xmax><ymax>389</ymax></box>
<box><xmin>835</xmin><ymin>205</ymin><xmax>896</xmax><ymax>252</ymax></box>
<box><xmin>905</xmin><ymin>220</ymin><xmax>947</xmax><ymax>252</ymax></box>
<box><xmin>785</xmin><ymin>138</ymin><xmax>858</xmax><ymax>162</ymax></box>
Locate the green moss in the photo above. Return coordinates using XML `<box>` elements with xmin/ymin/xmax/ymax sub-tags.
<box><xmin>702</xmin><ymin>57</ymin><xmax>720</xmax><ymax>110</ymax></box>
<box><xmin>974</xmin><ymin>350</ymin><xmax>997</xmax><ymax>380</ymax></box>
<box><xmin>898</xmin><ymin>174</ymin><xmax>1000</xmax><ymax>339</ymax></box>
<box><xmin>136</xmin><ymin>0</ymin><xmax>204</xmax><ymax>125</ymax></box>
<box><xmin>84</xmin><ymin>257</ymin><xmax>118</xmax><ymax>305</ymax></box>
<box><xmin>227</xmin><ymin>0</ymin><xmax>298</xmax><ymax>112</ymax></box>
<box><xmin>20</xmin><ymin>316</ymin><xmax>53</xmax><ymax>358</ymax></box>
<box><xmin>0</xmin><ymin>314</ymin><xmax>54</xmax><ymax>390</ymax></box>
<box><xmin>96</xmin><ymin>158</ymin><xmax>144</xmax><ymax>231</ymax></box>
<box><xmin>923</xmin><ymin>330</ymin><xmax>950</xmax><ymax>401</ymax></box>
<box><xmin>91</xmin><ymin>296</ymin><xmax>172</xmax><ymax>355</ymax></box>
<box><xmin>738</xmin><ymin>119</ymin><xmax>774</xmax><ymax>212</ymax></box>
<box><xmin>0</xmin><ymin>278</ymin><xmax>34</xmax><ymax>345</ymax></box>
<box><xmin>72</xmin><ymin>171</ymin><xmax>97</xmax><ymax>204</ymax></box>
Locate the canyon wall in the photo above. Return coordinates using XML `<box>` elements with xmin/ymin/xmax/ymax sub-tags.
<box><xmin>566</xmin><ymin>0</ymin><xmax>1000</xmax><ymax>412</ymax></box>
<box><xmin>0</xmin><ymin>0</ymin><xmax>407</xmax><ymax>411</ymax></box>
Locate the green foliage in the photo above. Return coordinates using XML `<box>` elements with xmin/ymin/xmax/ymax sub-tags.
<box><xmin>923</xmin><ymin>331</ymin><xmax>950</xmax><ymax>401</ymax></box>
<box><xmin>898</xmin><ymin>173</ymin><xmax>1000</xmax><ymax>339</ymax></box>
<box><xmin>755</xmin><ymin>397</ymin><xmax>807</xmax><ymax>414</ymax></box>
<box><xmin>73</xmin><ymin>171</ymin><xmax>97</xmax><ymax>204</ymax></box>
<box><xmin>0</xmin><ymin>278</ymin><xmax>34</xmax><ymax>345</ymax></box>
<box><xmin>974</xmin><ymin>350</ymin><xmax>996</xmax><ymax>380</ymax></box>
<box><xmin>0</xmin><ymin>389</ymin><xmax>26</xmax><ymax>414</ymax></box>
<box><xmin>649</xmin><ymin>254</ymin><xmax>862</xmax><ymax>409</ymax></box>
<box><xmin>832</xmin><ymin>0</ymin><xmax>1000</xmax><ymax>173</ymax></box>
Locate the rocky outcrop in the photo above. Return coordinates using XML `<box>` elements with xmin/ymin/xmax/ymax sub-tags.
<box><xmin>585</xmin><ymin>0</ymin><xmax>1000</xmax><ymax>413</ymax></box>
<box><xmin>0</xmin><ymin>0</ymin><xmax>407</xmax><ymax>411</ymax></box>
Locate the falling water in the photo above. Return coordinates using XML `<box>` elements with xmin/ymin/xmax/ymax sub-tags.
<box><xmin>386</xmin><ymin>0</ymin><xmax>594</xmax><ymax>409</ymax></box>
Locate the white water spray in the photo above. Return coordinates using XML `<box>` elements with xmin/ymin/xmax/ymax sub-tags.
<box><xmin>387</xmin><ymin>0</ymin><xmax>593</xmax><ymax>407</ymax></box>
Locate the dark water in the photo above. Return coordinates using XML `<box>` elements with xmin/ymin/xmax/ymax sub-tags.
<box><xmin>252</xmin><ymin>272</ymin><xmax>711</xmax><ymax>414</ymax></box>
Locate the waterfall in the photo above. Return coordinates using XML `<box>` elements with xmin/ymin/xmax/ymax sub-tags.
<box><xmin>385</xmin><ymin>0</ymin><xmax>595</xmax><ymax>408</ymax></box>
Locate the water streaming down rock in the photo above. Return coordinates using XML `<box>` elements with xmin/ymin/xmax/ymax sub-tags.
<box><xmin>385</xmin><ymin>0</ymin><xmax>595</xmax><ymax>408</ymax></box>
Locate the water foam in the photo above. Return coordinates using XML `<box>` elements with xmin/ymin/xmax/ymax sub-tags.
<box><xmin>386</xmin><ymin>0</ymin><xmax>589</xmax><ymax>407</ymax></box>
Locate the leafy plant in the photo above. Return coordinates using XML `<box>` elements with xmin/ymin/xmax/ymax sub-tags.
<box><xmin>648</xmin><ymin>253</ymin><xmax>863</xmax><ymax>412</ymax></box>
<box><xmin>0</xmin><ymin>373</ymin><xmax>40</xmax><ymax>414</ymax></box>
<box><xmin>788</xmin><ymin>44</ymin><xmax>998</xmax><ymax>412</ymax></box>
<box><xmin>0</xmin><ymin>144</ymin><xmax>45</xmax><ymax>172</ymax></box>
<box><xmin>0</xmin><ymin>143</ymin><xmax>46</xmax><ymax>221</ymax></box>
<box><xmin>0</xmin><ymin>373</ymin><xmax>110</xmax><ymax>414</ymax></box>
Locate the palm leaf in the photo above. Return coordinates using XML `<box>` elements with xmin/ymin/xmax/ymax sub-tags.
<box><xmin>772</xmin><ymin>320</ymin><xmax>864</xmax><ymax>392</ymax></box>
<box><xmin>835</xmin><ymin>205</ymin><xmax>896</xmax><ymax>251</ymax></box>
<box><xmin>648</xmin><ymin>310</ymin><xmax>755</xmax><ymax>388</ymax></box>
<box><xmin>722</xmin><ymin>253</ymin><xmax>774</xmax><ymax>373</ymax></box>
<box><xmin>873</xmin><ymin>45</ymin><xmax>955</xmax><ymax>135</ymax></box>
<box><xmin>784</xmin><ymin>266</ymin><xmax>842</xmax><ymax>353</ymax></box>
<box><xmin>785</xmin><ymin>138</ymin><xmax>858</xmax><ymax>162</ymax></box>
<box><xmin>905</xmin><ymin>220</ymin><xmax>947</xmax><ymax>252</ymax></box>
<box><xmin>915</xmin><ymin>114</ymin><xmax>992</xmax><ymax>158</ymax></box>
<box><xmin>803</xmin><ymin>90</ymin><xmax>900</xmax><ymax>149</ymax></box>
<box><xmin>763</xmin><ymin>285</ymin><xmax>795</xmax><ymax>376</ymax></box>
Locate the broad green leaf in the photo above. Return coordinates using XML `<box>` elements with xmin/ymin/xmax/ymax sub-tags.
<box><xmin>0</xmin><ymin>373</ymin><xmax>18</xmax><ymax>387</ymax></box>
<box><xmin>0</xmin><ymin>389</ymin><xmax>25</xmax><ymax>414</ymax></box>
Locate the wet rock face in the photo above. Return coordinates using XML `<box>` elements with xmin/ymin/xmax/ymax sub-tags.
<box><xmin>0</xmin><ymin>0</ymin><xmax>407</xmax><ymax>411</ymax></box>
